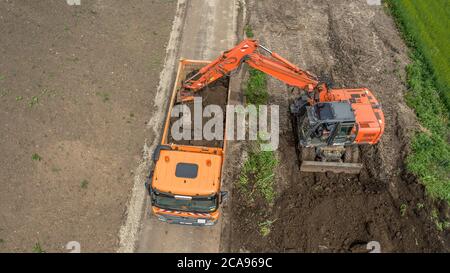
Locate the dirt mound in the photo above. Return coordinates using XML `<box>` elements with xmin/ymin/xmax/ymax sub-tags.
<box><xmin>227</xmin><ymin>0</ymin><xmax>449</xmax><ymax>252</ymax></box>
<box><xmin>168</xmin><ymin>76</ymin><xmax>229</xmax><ymax>148</ymax></box>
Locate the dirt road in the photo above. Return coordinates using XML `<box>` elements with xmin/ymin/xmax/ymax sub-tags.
<box><xmin>135</xmin><ymin>0</ymin><xmax>238</xmax><ymax>253</ymax></box>
<box><xmin>0</xmin><ymin>1</ymin><xmax>175</xmax><ymax>252</ymax></box>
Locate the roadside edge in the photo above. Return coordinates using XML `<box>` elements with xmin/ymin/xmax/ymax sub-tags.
<box><xmin>117</xmin><ymin>0</ymin><xmax>187</xmax><ymax>253</ymax></box>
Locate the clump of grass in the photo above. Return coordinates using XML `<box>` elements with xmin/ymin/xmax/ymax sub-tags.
<box><xmin>387</xmin><ymin>0</ymin><xmax>450</xmax><ymax>204</ymax></box>
<box><xmin>16</xmin><ymin>96</ymin><xmax>23</xmax><ymax>101</ymax></box>
<box><xmin>403</xmin><ymin>56</ymin><xmax>450</xmax><ymax>202</ymax></box>
<box><xmin>81</xmin><ymin>180</ymin><xmax>89</xmax><ymax>189</ymax></box>
<box><xmin>239</xmin><ymin>138</ymin><xmax>278</xmax><ymax>204</ymax></box>
<box><xmin>400</xmin><ymin>204</ymin><xmax>408</xmax><ymax>216</ymax></box>
<box><xmin>259</xmin><ymin>219</ymin><xmax>276</xmax><ymax>237</ymax></box>
<box><xmin>32</xmin><ymin>242</ymin><xmax>45</xmax><ymax>253</ymax></box>
<box><xmin>0</xmin><ymin>75</ymin><xmax>4</xmax><ymax>81</ymax></box>
<box><xmin>431</xmin><ymin>209</ymin><xmax>450</xmax><ymax>232</ymax></box>
<box><xmin>29</xmin><ymin>96</ymin><xmax>39</xmax><ymax>107</ymax></box>
<box><xmin>245</xmin><ymin>68</ymin><xmax>268</xmax><ymax>106</ymax></box>
<box><xmin>32</xmin><ymin>153</ymin><xmax>42</xmax><ymax>161</ymax></box>
<box><xmin>245</xmin><ymin>25</ymin><xmax>254</xmax><ymax>38</ymax></box>
<box><xmin>436</xmin><ymin>221</ymin><xmax>450</xmax><ymax>232</ymax></box>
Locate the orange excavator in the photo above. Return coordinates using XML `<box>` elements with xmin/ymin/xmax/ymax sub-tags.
<box><xmin>179</xmin><ymin>39</ymin><xmax>385</xmax><ymax>174</ymax></box>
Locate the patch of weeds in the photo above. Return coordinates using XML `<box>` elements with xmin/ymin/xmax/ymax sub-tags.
<box><xmin>245</xmin><ymin>25</ymin><xmax>254</xmax><ymax>38</ymax></box>
<box><xmin>0</xmin><ymin>239</ymin><xmax>4</xmax><ymax>244</ymax></box>
<box><xmin>0</xmin><ymin>89</ymin><xmax>10</xmax><ymax>97</ymax></box>
<box><xmin>313</xmin><ymin>185</ymin><xmax>322</xmax><ymax>191</ymax></box>
<box><xmin>416</xmin><ymin>203</ymin><xmax>425</xmax><ymax>210</ymax></box>
<box><xmin>245</xmin><ymin>68</ymin><xmax>268</xmax><ymax>106</ymax></box>
<box><xmin>32</xmin><ymin>242</ymin><xmax>45</xmax><ymax>253</ymax></box>
<box><xmin>29</xmin><ymin>96</ymin><xmax>39</xmax><ymax>107</ymax></box>
<box><xmin>400</xmin><ymin>204</ymin><xmax>408</xmax><ymax>216</ymax></box>
<box><xmin>32</xmin><ymin>153</ymin><xmax>42</xmax><ymax>162</ymax></box>
<box><xmin>431</xmin><ymin>209</ymin><xmax>439</xmax><ymax>220</ymax></box>
<box><xmin>129</xmin><ymin>112</ymin><xmax>135</xmax><ymax>118</ymax></box>
<box><xmin>430</xmin><ymin>209</ymin><xmax>450</xmax><ymax>232</ymax></box>
<box><xmin>81</xmin><ymin>180</ymin><xmax>89</xmax><ymax>189</ymax></box>
<box><xmin>436</xmin><ymin>221</ymin><xmax>450</xmax><ymax>232</ymax></box>
<box><xmin>96</xmin><ymin>92</ymin><xmax>110</xmax><ymax>102</ymax></box>
<box><xmin>27</xmin><ymin>88</ymin><xmax>57</xmax><ymax>106</ymax></box>
<box><xmin>16</xmin><ymin>96</ymin><xmax>23</xmax><ymax>101</ymax></box>
<box><xmin>259</xmin><ymin>219</ymin><xmax>276</xmax><ymax>237</ymax></box>
<box><xmin>238</xmin><ymin>138</ymin><xmax>278</xmax><ymax>204</ymax></box>
<box><xmin>0</xmin><ymin>75</ymin><xmax>4</xmax><ymax>81</ymax></box>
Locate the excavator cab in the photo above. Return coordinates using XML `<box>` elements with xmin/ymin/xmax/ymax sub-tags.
<box><xmin>292</xmin><ymin>100</ymin><xmax>356</xmax><ymax>147</ymax></box>
<box><xmin>291</xmin><ymin>99</ymin><xmax>362</xmax><ymax>174</ymax></box>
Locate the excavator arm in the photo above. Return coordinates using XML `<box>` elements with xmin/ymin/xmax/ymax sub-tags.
<box><xmin>180</xmin><ymin>39</ymin><xmax>325</xmax><ymax>102</ymax></box>
<box><xmin>178</xmin><ymin>39</ymin><xmax>385</xmax><ymax>175</ymax></box>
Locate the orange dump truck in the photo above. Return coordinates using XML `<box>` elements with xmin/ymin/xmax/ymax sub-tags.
<box><xmin>145</xmin><ymin>59</ymin><xmax>229</xmax><ymax>226</ymax></box>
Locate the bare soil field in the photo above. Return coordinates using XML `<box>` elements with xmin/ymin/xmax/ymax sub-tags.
<box><xmin>228</xmin><ymin>0</ymin><xmax>450</xmax><ymax>252</ymax></box>
<box><xmin>0</xmin><ymin>0</ymin><xmax>176</xmax><ymax>252</ymax></box>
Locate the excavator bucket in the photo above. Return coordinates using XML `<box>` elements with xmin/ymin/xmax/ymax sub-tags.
<box><xmin>300</xmin><ymin>161</ymin><xmax>363</xmax><ymax>174</ymax></box>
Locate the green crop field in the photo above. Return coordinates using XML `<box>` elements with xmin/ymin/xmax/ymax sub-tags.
<box><xmin>388</xmin><ymin>0</ymin><xmax>450</xmax><ymax>110</ymax></box>
<box><xmin>387</xmin><ymin>0</ymin><xmax>450</xmax><ymax>203</ymax></box>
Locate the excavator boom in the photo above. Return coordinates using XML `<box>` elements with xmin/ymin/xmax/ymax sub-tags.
<box><xmin>178</xmin><ymin>39</ymin><xmax>385</xmax><ymax>174</ymax></box>
<box><xmin>182</xmin><ymin>39</ymin><xmax>321</xmax><ymax>95</ymax></box>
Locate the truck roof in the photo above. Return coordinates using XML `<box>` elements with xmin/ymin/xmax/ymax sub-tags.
<box><xmin>152</xmin><ymin>149</ymin><xmax>222</xmax><ymax>196</ymax></box>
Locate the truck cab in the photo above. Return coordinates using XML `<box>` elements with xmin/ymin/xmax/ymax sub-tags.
<box><xmin>147</xmin><ymin>145</ymin><xmax>227</xmax><ymax>226</ymax></box>
<box><xmin>146</xmin><ymin>59</ymin><xmax>229</xmax><ymax>226</ymax></box>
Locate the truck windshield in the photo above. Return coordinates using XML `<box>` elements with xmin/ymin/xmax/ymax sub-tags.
<box><xmin>152</xmin><ymin>190</ymin><xmax>218</xmax><ymax>213</ymax></box>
